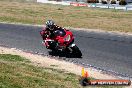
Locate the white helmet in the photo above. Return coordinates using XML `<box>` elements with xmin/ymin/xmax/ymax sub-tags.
<box><xmin>45</xmin><ymin>20</ymin><xmax>55</xmax><ymax>30</ymax></box>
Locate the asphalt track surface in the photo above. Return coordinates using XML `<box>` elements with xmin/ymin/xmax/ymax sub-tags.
<box><xmin>0</xmin><ymin>23</ymin><xmax>132</xmax><ymax>79</ymax></box>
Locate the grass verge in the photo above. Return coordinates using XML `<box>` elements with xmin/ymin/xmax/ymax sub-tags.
<box><xmin>0</xmin><ymin>0</ymin><xmax>132</xmax><ymax>32</ymax></box>
<box><xmin>0</xmin><ymin>54</ymin><xmax>81</xmax><ymax>88</ymax></box>
<box><xmin>0</xmin><ymin>54</ymin><xmax>123</xmax><ymax>88</ymax></box>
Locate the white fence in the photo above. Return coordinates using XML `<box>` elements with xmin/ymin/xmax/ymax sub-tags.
<box><xmin>90</xmin><ymin>3</ymin><xmax>132</xmax><ymax>11</ymax></box>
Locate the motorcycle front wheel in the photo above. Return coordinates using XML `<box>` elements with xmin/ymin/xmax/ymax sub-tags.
<box><xmin>71</xmin><ymin>45</ymin><xmax>82</xmax><ymax>58</ymax></box>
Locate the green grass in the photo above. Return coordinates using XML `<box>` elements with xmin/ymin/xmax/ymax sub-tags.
<box><xmin>0</xmin><ymin>54</ymin><xmax>81</xmax><ymax>88</ymax></box>
<box><xmin>0</xmin><ymin>54</ymin><xmax>29</xmax><ymax>62</ymax></box>
<box><xmin>0</xmin><ymin>54</ymin><xmax>123</xmax><ymax>88</ymax></box>
<box><xmin>0</xmin><ymin>0</ymin><xmax>132</xmax><ymax>32</ymax></box>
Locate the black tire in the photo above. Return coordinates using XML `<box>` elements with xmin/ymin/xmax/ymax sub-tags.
<box><xmin>72</xmin><ymin>45</ymin><xmax>82</xmax><ymax>57</ymax></box>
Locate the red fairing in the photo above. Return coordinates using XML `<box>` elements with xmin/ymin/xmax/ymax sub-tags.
<box><xmin>53</xmin><ymin>29</ymin><xmax>74</xmax><ymax>46</ymax></box>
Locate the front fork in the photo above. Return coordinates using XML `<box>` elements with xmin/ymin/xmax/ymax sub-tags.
<box><xmin>42</xmin><ymin>39</ymin><xmax>55</xmax><ymax>49</ymax></box>
<box><xmin>67</xmin><ymin>43</ymin><xmax>76</xmax><ymax>53</ymax></box>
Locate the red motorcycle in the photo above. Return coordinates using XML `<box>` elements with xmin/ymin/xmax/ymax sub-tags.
<box><xmin>40</xmin><ymin>28</ymin><xmax>82</xmax><ymax>57</ymax></box>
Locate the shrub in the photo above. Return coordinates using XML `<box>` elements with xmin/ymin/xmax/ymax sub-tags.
<box><xmin>102</xmin><ymin>0</ymin><xmax>107</xmax><ymax>4</ymax></box>
<box><xmin>111</xmin><ymin>0</ymin><xmax>116</xmax><ymax>4</ymax></box>
<box><xmin>119</xmin><ymin>0</ymin><xmax>127</xmax><ymax>5</ymax></box>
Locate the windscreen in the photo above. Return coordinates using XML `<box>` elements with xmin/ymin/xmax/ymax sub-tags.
<box><xmin>54</xmin><ymin>29</ymin><xmax>66</xmax><ymax>37</ymax></box>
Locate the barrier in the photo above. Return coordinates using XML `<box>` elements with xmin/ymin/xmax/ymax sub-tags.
<box><xmin>89</xmin><ymin>3</ymin><xmax>132</xmax><ymax>11</ymax></box>
<box><xmin>70</xmin><ymin>2</ymin><xmax>88</xmax><ymax>7</ymax></box>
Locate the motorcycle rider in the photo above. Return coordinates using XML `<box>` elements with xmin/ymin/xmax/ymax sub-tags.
<box><xmin>40</xmin><ymin>20</ymin><xmax>65</xmax><ymax>49</ymax></box>
<box><xmin>40</xmin><ymin>20</ymin><xmax>65</xmax><ymax>40</ymax></box>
